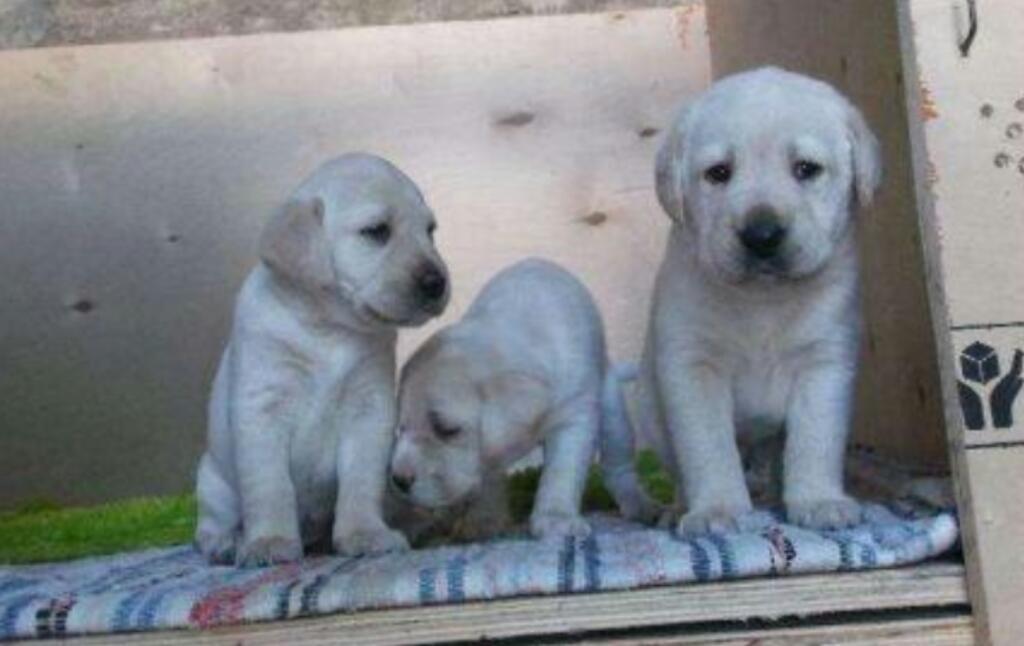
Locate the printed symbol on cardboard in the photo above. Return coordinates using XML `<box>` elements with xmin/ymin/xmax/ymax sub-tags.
<box><xmin>957</xmin><ymin>342</ymin><xmax>1023</xmax><ymax>430</ymax></box>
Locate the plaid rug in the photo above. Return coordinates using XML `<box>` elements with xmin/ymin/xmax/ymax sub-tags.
<box><xmin>0</xmin><ymin>504</ymin><xmax>958</xmax><ymax>640</ymax></box>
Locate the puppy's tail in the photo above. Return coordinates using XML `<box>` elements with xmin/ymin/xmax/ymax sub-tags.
<box><xmin>600</xmin><ymin>363</ymin><xmax>663</xmax><ymax>524</ymax></box>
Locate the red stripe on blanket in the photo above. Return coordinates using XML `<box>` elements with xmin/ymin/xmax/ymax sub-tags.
<box><xmin>189</xmin><ymin>565</ymin><xmax>302</xmax><ymax>628</ymax></box>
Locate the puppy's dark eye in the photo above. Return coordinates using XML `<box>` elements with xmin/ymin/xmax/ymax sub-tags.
<box><xmin>427</xmin><ymin>222</ymin><xmax>437</xmax><ymax>239</ymax></box>
<box><xmin>429</xmin><ymin>411</ymin><xmax>460</xmax><ymax>440</ymax></box>
<box><xmin>703</xmin><ymin>163</ymin><xmax>732</xmax><ymax>185</ymax></box>
<box><xmin>360</xmin><ymin>222</ymin><xmax>391</xmax><ymax>244</ymax></box>
<box><xmin>793</xmin><ymin>160</ymin><xmax>824</xmax><ymax>181</ymax></box>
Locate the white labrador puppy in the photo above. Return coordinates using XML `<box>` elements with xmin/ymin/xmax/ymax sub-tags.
<box><xmin>388</xmin><ymin>259</ymin><xmax>630</xmax><ymax>541</ymax></box>
<box><xmin>195</xmin><ymin>153</ymin><xmax>450</xmax><ymax>566</ymax></box>
<box><xmin>629</xmin><ymin>67</ymin><xmax>881</xmax><ymax>536</ymax></box>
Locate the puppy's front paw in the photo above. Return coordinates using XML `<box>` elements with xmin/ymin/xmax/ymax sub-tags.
<box><xmin>677</xmin><ymin>504</ymin><xmax>756</xmax><ymax>537</ymax></box>
<box><xmin>530</xmin><ymin>511</ymin><xmax>591</xmax><ymax>541</ymax></box>
<box><xmin>195</xmin><ymin>530</ymin><xmax>238</xmax><ymax>565</ymax></box>
<box><xmin>786</xmin><ymin>497</ymin><xmax>862</xmax><ymax>530</ymax></box>
<box><xmin>236</xmin><ymin>535</ymin><xmax>303</xmax><ymax>568</ymax></box>
<box><xmin>333</xmin><ymin>526</ymin><xmax>409</xmax><ymax>557</ymax></box>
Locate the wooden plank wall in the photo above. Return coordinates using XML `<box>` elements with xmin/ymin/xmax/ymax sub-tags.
<box><xmin>705</xmin><ymin>0</ymin><xmax>949</xmax><ymax>469</ymax></box>
<box><xmin>0</xmin><ymin>6</ymin><xmax>710</xmax><ymax>506</ymax></box>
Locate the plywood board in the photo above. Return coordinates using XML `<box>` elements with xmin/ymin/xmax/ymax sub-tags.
<box><xmin>52</xmin><ymin>563</ymin><xmax>967</xmax><ymax>645</ymax></box>
<box><xmin>0</xmin><ymin>7</ymin><xmax>710</xmax><ymax>506</ymax></box>
<box><xmin>899</xmin><ymin>1</ymin><xmax>1024</xmax><ymax>644</ymax></box>
<box><xmin>705</xmin><ymin>0</ymin><xmax>949</xmax><ymax>470</ymax></box>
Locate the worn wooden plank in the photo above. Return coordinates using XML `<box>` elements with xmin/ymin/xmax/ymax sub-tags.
<box><xmin>0</xmin><ymin>6</ymin><xmax>709</xmax><ymax>507</ymax></box>
<box><xmin>959</xmin><ymin>446</ymin><xmax>1024</xmax><ymax>646</ymax></box>
<box><xmin>49</xmin><ymin>564</ymin><xmax>966</xmax><ymax>645</ymax></box>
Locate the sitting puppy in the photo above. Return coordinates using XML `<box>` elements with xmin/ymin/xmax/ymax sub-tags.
<box><xmin>195</xmin><ymin>153</ymin><xmax>450</xmax><ymax>566</ymax></box>
<box><xmin>388</xmin><ymin>259</ymin><xmax>617</xmax><ymax>540</ymax></box>
<box><xmin>629</xmin><ymin>67</ymin><xmax>881</xmax><ymax>535</ymax></box>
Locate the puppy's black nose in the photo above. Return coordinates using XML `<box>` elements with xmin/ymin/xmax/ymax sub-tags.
<box><xmin>391</xmin><ymin>472</ymin><xmax>414</xmax><ymax>494</ymax></box>
<box><xmin>739</xmin><ymin>217</ymin><xmax>787</xmax><ymax>259</ymax></box>
<box><xmin>417</xmin><ymin>268</ymin><xmax>447</xmax><ymax>302</ymax></box>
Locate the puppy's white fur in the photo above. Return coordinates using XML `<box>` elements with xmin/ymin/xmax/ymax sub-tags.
<box><xmin>389</xmin><ymin>259</ymin><xmax>616</xmax><ymax>540</ymax></box>
<box><xmin>630</xmin><ymin>68</ymin><xmax>881</xmax><ymax>535</ymax></box>
<box><xmin>195</xmin><ymin>153</ymin><xmax>449</xmax><ymax>566</ymax></box>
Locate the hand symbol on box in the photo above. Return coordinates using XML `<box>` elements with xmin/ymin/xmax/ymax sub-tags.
<box><xmin>991</xmin><ymin>349</ymin><xmax>1023</xmax><ymax>429</ymax></box>
<box><xmin>958</xmin><ymin>380</ymin><xmax>985</xmax><ymax>430</ymax></box>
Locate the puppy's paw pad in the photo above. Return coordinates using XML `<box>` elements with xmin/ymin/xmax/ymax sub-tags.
<box><xmin>677</xmin><ymin>505</ymin><xmax>753</xmax><ymax>537</ymax></box>
<box><xmin>236</xmin><ymin>536</ymin><xmax>303</xmax><ymax>568</ymax></box>
<box><xmin>531</xmin><ymin>512</ymin><xmax>591</xmax><ymax>541</ymax></box>
<box><xmin>334</xmin><ymin>527</ymin><xmax>409</xmax><ymax>557</ymax></box>
<box><xmin>787</xmin><ymin>498</ymin><xmax>862</xmax><ymax>530</ymax></box>
<box><xmin>195</xmin><ymin>531</ymin><xmax>237</xmax><ymax>565</ymax></box>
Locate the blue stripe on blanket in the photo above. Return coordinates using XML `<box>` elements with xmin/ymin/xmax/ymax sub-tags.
<box><xmin>138</xmin><ymin>589</ymin><xmax>175</xmax><ymax>629</ymax></box>
<box><xmin>829</xmin><ymin>533</ymin><xmax>855</xmax><ymax>571</ymax></box>
<box><xmin>582</xmin><ymin>534</ymin><xmax>601</xmax><ymax>591</ymax></box>
<box><xmin>1</xmin><ymin>594</ymin><xmax>41</xmax><ymax>639</ymax></box>
<box><xmin>300</xmin><ymin>559</ymin><xmax>362</xmax><ymax>616</ymax></box>
<box><xmin>706</xmin><ymin>534</ymin><xmax>736</xmax><ymax>579</ymax></box>
<box><xmin>418</xmin><ymin>567</ymin><xmax>437</xmax><ymax>603</ymax></box>
<box><xmin>670</xmin><ymin>536</ymin><xmax>712</xmax><ymax>582</ymax></box>
<box><xmin>558</xmin><ymin>536</ymin><xmax>577</xmax><ymax>593</ymax></box>
<box><xmin>446</xmin><ymin>555</ymin><xmax>468</xmax><ymax>602</ymax></box>
<box><xmin>275</xmin><ymin>580</ymin><xmax>302</xmax><ymax>620</ymax></box>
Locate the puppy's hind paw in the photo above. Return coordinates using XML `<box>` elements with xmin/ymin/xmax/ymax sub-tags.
<box><xmin>786</xmin><ymin>498</ymin><xmax>862</xmax><ymax>530</ymax></box>
<box><xmin>195</xmin><ymin>530</ymin><xmax>238</xmax><ymax>565</ymax></box>
<box><xmin>236</xmin><ymin>536</ymin><xmax>303</xmax><ymax>568</ymax></box>
<box><xmin>531</xmin><ymin>511</ymin><xmax>591</xmax><ymax>541</ymax></box>
<box><xmin>677</xmin><ymin>505</ymin><xmax>757</xmax><ymax>537</ymax></box>
<box><xmin>333</xmin><ymin>526</ymin><xmax>409</xmax><ymax>557</ymax></box>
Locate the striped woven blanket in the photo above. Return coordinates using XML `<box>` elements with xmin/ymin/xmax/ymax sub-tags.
<box><xmin>0</xmin><ymin>504</ymin><xmax>958</xmax><ymax>641</ymax></box>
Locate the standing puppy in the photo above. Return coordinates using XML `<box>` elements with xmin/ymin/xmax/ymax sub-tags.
<box><xmin>195</xmin><ymin>153</ymin><xmax>450</xmax><ymax>566</ymax></box>
<box><xmin>388</xmin><ymin>259</ymin><xmax>612</xmax><ymax>540</ymax></box>
<box><xmin>633</xmin><ymin>67</ymin><xmax>881</xmax><ymax>535</ymax></box>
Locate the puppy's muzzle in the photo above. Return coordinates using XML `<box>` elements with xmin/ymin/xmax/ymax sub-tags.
<box><xmin>417</xmin><ymin>266</ymin><xmax>448</xmax><ymax>305</ymax></box>
<box><xmin>739</xmin><ymin>210</ymin><xmax>787</xmax><ymax>261</ymax></box>
<box><xmin>390</xmin><ymin>470</ymin><xmax>415</xmax><ymax>495</ymax></box>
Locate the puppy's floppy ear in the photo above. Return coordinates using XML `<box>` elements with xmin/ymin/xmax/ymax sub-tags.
<box><xmin>259</xmin><ymin>197</ymin><xmax>334</xmax><ymax>292</ymax></box>
<box><xmin>654</xmin><ymin>104</ymin><xmax>692</xmax><ymax>223</ymax></box>
<box><xmin>480</xmin><ymin>372</ymin><xmax>551</xmax><ymax>464</ymax></box>
<box><xmin>845</xmin><ymin>105</ymin><xmax>883</xmax><ymax>209</ymax></box>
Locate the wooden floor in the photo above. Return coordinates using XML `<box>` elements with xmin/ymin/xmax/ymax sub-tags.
<box><xmin>50</xmin><ymin>562</ymin><xmax>970</xmax><ymax>645</ymax></box>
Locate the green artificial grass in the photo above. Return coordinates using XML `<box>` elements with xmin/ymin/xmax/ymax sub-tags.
<box><xmin>0</xmin><ymin>494</ymin><xmax>196</xmax><ymax>565</ymax></box>
<box><xmin>508</xmin><ymin>449</ymin><xmax>674</xmax><ymax>522</ymax></box>
<box><xmin>0</xmin><ymin>452</ymin><xmax>671</xmax><ymax>565</ymax></box>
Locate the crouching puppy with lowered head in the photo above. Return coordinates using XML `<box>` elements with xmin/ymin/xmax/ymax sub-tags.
<box><xmin>389</xmin><ymin>259</ymin><xmax>627</xmax><ymax>541</ymax></box>
<box><xmin>195</xmin><ymin>153</ymin><xmax>449</xmax><ymax>566</ymax></box>
<box><xmin>631</xmin><ymin>67</ymin><xmax>882</xmax><ymax>536</ymax></box>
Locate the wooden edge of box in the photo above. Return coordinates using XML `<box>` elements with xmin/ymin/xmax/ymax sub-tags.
<box><xmin>589</xmin><ymin>615</ymin><xmax>974</xmax><ymax>645</ymax></box>
<box><xmin>44</xmin><ymin>563</ymin><xmax>967</xmax><ymax>645</ymax></box>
